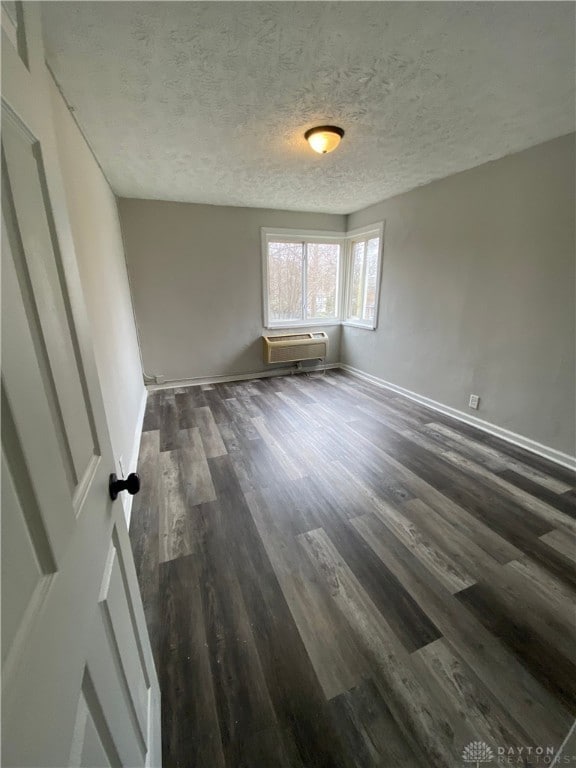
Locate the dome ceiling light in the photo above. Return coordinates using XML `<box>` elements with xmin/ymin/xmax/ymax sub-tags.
<box><xmin>304</xmin><ymin>125</ymin><xmax>345</xmax><ymax>154</ymax></box>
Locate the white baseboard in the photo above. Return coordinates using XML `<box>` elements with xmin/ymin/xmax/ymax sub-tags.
<box><xmin>143</xmin><ymin>361</ymin><xmax>575</xmax><ymax>471</ymax></box>
<box><xmin>122</xmin><ymin>386</ymin><xmax>148</xmax><ymax>528</ymax></box>
<box><xmin>147</xmin><ymin>362</ymin><xmax>341</xmax><ymax>391</ymax></box>
<box><xmin>341</xmin><ymin>364</ymin><xmax>576</xmax><ymax>472</ymax></box>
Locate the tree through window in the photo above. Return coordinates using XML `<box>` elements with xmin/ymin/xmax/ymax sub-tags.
<box><xmin>263</xmin><ymin>225</ymin><xmax>382</xmax><ymax>329</ymax></box>
<box><xmin>346</xmin><ymin>235</ymin><xmax>380</xmax><ymax>327</ymax></box>
<box><xmin>266</xmin><ymin>237</ymin><xmax>341</xmax><ymax>325</ymax></box>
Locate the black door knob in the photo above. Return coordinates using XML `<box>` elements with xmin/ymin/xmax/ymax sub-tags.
<box><xmin>109</xmin><ymin>472</ymin><xmax>141</xmax><ymax>501</ymax></box>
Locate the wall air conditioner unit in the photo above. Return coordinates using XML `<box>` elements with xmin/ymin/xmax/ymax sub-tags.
<box><xmin>262</xmin><ymin>331</ymin><xmax>328</xmax><ymax>364</ymax></box>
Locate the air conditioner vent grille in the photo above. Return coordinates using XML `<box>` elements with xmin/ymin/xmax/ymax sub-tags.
<box><xmin>270</xmin><ymin>334</ymin><xmax>311</xmax><ymax>342</ymax></box>
<box><xmin>262</xmin><ymin>332</ymin><xmax>328</xmax><ymax>364</ymax></box>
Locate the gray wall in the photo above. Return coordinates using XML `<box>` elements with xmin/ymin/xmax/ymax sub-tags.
<box><xmin>118</xmin><ymin>200</ymin><xmax>345</xmax><ymax>381</ymax></box>
<box><xmin>345</xmin><ymin>134</ymin><xmax>575</xmax><ymax>456</ymax></box>
<box><xmin>50</xmin><ymin>78</ymin><xmax>146</xmax><ymax>491</ymax></box>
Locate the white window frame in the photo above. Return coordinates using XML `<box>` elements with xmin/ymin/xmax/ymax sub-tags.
<box><xmin>342</xmin><ymin>222</ymin><xmax>385</xmax><ymax>330</ymax></box>
<box><xmin>261</xmin><ymin>222</ymin><xmax>384</xmax><ymax>330</ymax></box>
<box><xmin>262</xmin><ymin>228</ymin><xmax>346</xmax><ymax>329</ymax></box>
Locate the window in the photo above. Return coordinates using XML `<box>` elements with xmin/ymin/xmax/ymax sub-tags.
<box><xmin>262</xmin><ymin>224</ymin><xmax>383</xmax><ymax>329</ymax></box>
<box><xmin>263</xmin><ymin>232</ymin><xmax>342</xmax><ymax>327</ymax></box>
<box><xmin>344</xmin><ymin>231</ymin><xmax>382</xmax><ymax>329</ymax></box>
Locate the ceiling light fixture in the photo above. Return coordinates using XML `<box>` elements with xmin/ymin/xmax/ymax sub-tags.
<box><xmin>304</xmin><ymin>125</ymin><xmax>345</xmax><ymax>154</ymax></box>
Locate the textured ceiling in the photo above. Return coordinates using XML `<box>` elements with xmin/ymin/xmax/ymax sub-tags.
<box><xmin>43</xmin><ymin>2</ymin><xmax>575</xmax><ymax>214</ymax></box>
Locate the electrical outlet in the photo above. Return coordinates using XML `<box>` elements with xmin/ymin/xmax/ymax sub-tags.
<box><xmin>468</xmin><ymin>394</ymin><xmax>480</xmax><ymax>410</ymax></box>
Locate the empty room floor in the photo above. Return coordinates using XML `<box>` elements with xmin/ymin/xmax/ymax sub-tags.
<box><xmin>129</xmin><ymin>371</ymin><xmax>576</xmax><ymax>768</ymax></box>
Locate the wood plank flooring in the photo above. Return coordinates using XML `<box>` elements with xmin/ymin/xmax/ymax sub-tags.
<box><xmin>129</xmin><ymin>371</ymin><xmax>576</xmax><ymax>768</ymax></box>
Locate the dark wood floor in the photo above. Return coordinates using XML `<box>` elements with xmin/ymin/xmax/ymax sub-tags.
<box><xmin>129</xmin><ymin>370</ymin><xmax>576</xmax><ymax>768</ymax></box>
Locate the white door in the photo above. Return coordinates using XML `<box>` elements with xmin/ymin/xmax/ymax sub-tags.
<box><xmin>1</xmin><ymin>4</ymin><xmax>161</xmax><ymax>766</ymax></box>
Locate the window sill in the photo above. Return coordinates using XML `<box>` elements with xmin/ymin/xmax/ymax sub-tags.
<box><xmin>341</xmin><ymin>321</ymin><xmax>377</xmax><ymax>331</ymax></box>
<box><xmin>265</xmin><ymin>321</ymin><xmax>340</xmax><ymax>330</ymax></box>
<box><xmin>265</xmin><ymin>320</ymin><xmax>377</xmax><ymax>331</ymax></box>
